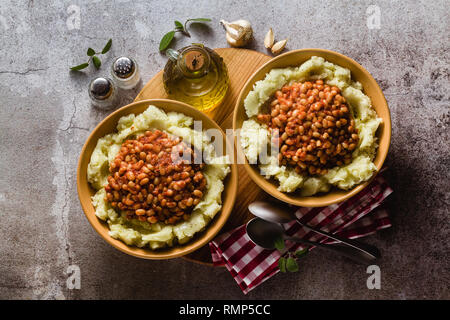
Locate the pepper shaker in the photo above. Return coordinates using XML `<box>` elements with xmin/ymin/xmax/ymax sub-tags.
<box><xmin>111</xmin><ymin>56</ymin><xmax>140</xmax><ymax>90</ymax></box>
<box><xmin>88</xmin><ymin>77</ymin><xmax>117</xmax><ymax>109</ymax></box>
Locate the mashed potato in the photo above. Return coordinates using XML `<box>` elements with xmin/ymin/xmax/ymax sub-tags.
<box><xmin>87</xmin><ymin>105</ymin><xmax>230</xmax><ymax>249</ymax></box>
<box><xmin>240</xmin><ymin>56</ymin><xmax>381</xmax><ymax>196</ymax></box>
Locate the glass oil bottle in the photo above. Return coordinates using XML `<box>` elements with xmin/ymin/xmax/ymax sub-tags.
<box><xmin>163</xmin><ymin>44</ymin><xmax>229</xmax><ymax>112</ymax></box>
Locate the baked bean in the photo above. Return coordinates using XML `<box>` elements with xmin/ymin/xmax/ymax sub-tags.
<box><xmin>193</xmin><ymin>189</ymin><xmax>203</xmax><ymax>198</ymax></box>
<box><xmin>185</xmin><ymin>198</ymin><xmax>194</xmax><ymax>207</ymax></box>
<box><xmin>174</xmin><ymin>180</ymin><xmax>186</xmax><ymax>190</ymax></box>
<box><xmin>272</xmin><ymin>117</ymin><xmax>282</xmax><ymax>127</ymax></box>
<box><xmin>135</xmin><ymin>209</ymin><xmax>146</xmax><ymax>216</ymax></box>
<box><xmin>147</xmin><ymin>216</ymin><xmax>158</xmax><ymax>223</ymax></box>
<box><xmin>280</xmin><ymin>103</ymin><xmax>290</xmax><ymax>112</ymax></box>
<box><xmin>137</xmin><ymin>173</ymin><xmax>147</xmax><ymax>180</ymax></box>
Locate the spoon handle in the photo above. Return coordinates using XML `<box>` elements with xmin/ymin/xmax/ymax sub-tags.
<box><xmin>285</xmin><ymin>236</ymin><xmax>377</xmax><ymax>264</ymax></box>
<box><xmin>295</xmin><ymin>219</ymin><xmax>381</xmax><ymax>260</ymax></box>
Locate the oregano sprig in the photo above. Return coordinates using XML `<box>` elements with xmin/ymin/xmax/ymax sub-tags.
<box><xmin>159</xmin><ymin>18</ymin><xmax>211</xmax><ymax>51</ymax></box>
<box><xmin>70</xmin><ymin>39</ymin><xmax>112</xmax><ymax>71</ymax></box>
<box><xmin>274</xmin><ymin>237</ymin><xmax>308</xmax><ymax>273</ymax></box>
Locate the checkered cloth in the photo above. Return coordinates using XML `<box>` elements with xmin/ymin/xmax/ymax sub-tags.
<box><xmin>209</xmin><ymin>173</ymin><xmax>393</xmax><ymax>294</ymax></box>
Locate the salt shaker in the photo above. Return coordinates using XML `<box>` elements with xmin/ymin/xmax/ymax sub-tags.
<box><xmin>111</xmin><ymin>56</ymin><xmax>140</xmax><ymax>89</ymax></box>
<box><xmin>88</xmin><ymin>77</ymin><xmax>117</xmax><ymax>109</ymax></box>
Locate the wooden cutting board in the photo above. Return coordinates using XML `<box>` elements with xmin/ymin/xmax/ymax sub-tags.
<box><xmin>135</xmin><ymin>48</ymin><xmax>272</xmax><ymax>265</ymax></box>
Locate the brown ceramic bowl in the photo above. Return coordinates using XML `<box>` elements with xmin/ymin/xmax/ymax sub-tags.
<box><xmin>77</xmin><ymin>99</ymin><xmax>238</xmax><ymax>259</ymax></box>
<box><xmin>233</xmin><ymin>49</ymin><xmax>391</xmax><ymax>207</ymax></box>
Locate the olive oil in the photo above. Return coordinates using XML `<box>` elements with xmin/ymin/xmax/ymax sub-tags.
<box><xmin>163</xmin><ymin>44</ymin><xmax>229</xmax><ymax>112</ymax></box>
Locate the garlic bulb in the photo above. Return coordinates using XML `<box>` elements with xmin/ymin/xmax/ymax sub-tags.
<box><xmin>220</xmin><ymin>19</ymin><xmax>253</xmax><ymax>47</ymax></box>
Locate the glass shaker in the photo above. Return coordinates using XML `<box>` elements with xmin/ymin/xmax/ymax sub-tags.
<box><xmin>88</xmin><ymin>77</ymin><xmax>117</xmax><ymax>109</ymax></box>
<box><xmin>111</xmin><ymin>56</ymin><xmax>140</xmax><ymax>90</ymax></box>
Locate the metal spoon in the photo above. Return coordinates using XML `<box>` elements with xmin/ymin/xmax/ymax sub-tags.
<box><xmin>246</xmin><ymin>217</ymin><xmax>377</xmax><ymax>264</ymax></box>
<box><xmin>248</xmin><ymin>201</ymin><xmax>380</xmax><ymax>262</ymax></box>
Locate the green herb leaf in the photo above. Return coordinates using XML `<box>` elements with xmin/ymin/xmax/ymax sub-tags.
<box><xmin>159</xmin><ymin>30</ymin><xmax>175</xmax><ymax>51</ymax></box>
<box><xmin>87</xmin><ymin>48</ymin><xmax>95</xmax><ymax>56</ymax></box>
<box><xmin>274</xmin><ymin>236</ymin><xmax>285</xmax><ymax>251</ymax></box>
<box><xmin>158</xmin><ymin>18</ymin><xmax>210</xmax><ymax>52</ymax></box>
<box><xmin>174</xmin><ymin>20</ymin><xmax>184</xmax><ymax>30</ymax></box>
<box><xmin>183</xmin><ymin>18</ymin><xmax>211</xmax><ymax>37</ymax></box>
<box><xmin>187</xmin><ymin>18</ymin><xmax>212</xmax><ymax>23</ymax></box>
<box><xmin>70</xmin><ymin>62</ymin><xmax>89</xmax><ymax>71</ymax></box>
<box><xmin>92</xmin><ymin>56</ymin><xmax>101</xmax><ymax>69</ymax></box>
<box><xmin>101</xmin><ymin>39</ymin><xmax>112</xmax><ymax>54</ymax></box>
<box><xmin>295</xmin><ymin>248</ymin><xmax>308</xmax><ymax>258</ymax></box>
<box><xmin>278</xmin><ymin>257</ymin><xmax>287</xmax><ymax>273</ymax></box>
<box><xmin>286</xmin><ymin>257</ymin><xmax>299</xmax><ymax>272</ymax></box>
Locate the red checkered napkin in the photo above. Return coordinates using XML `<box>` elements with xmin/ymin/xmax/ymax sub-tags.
<box><xmin>209</xmin><ymin>173</ymin><xmax>393</xmax><ymax>294</ymax></box>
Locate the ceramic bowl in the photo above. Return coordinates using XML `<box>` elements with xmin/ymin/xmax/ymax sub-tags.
<box><xmin>77</xmin><ymin>99</ymin><xmax>238</xmax><ymax>259</ymax></box>
<box><xmin>233</xmin><ymin>49</ymin><xmax>391</xmax><ymax>207</ymax></box>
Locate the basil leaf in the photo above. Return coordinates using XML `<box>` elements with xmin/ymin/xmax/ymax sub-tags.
<box><xmin>70</xmin><ymin>62</ymin><xmax>89</xmax><ymax>71</ymax></box>
<box><xmin>286</xmin><ymin>257</ymin><xmax>299</xmax><ymax>272</ymax></box>
<box><xmin>101</xmin><ymin>39</ymin><xmax>112</xmax><ymax>54</ymax></box>
<box><xmin>159</xmin><ymin>30</ymin><xmax>175</xmax><ymax>51</ymax></box>
<box><xmin>92</xmin><ymin>56</ymin><xmax>101</xmax><ymax>69</ymax></box>
<box><xmin>87</xmin><ymin>48</ymin><xmax>95</xmax><ymax>56</ymax></box>
<box><xmin>274</xmin><ymin>236</ymin><xmax>285</xmax><ymax>251</ymax></box>
<box><xmin>174</xmin><ymin>20</ymin><xmax>184</xmax><ymax>30</ymax></box>
<box><xmin>295</xmin><ymin>248</ymin><xmax>308</xmax><ymax>258</ymax></box>
<box><xmin>278</xmin><ymin>257</ymin><xmax>286</xmax><ymax>273</ymax></box>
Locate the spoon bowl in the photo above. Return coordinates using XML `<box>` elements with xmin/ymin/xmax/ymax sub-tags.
<box><xmin>246</xmin><ymin>217</ymin><xmax>286</xmax><ymax>250</ymax></box>
<box><xmin>248</xmin><ymin>201</ymin><xmax>294</xmax><ymax>224</ymax></box>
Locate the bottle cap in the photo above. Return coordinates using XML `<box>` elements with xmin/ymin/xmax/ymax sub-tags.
<box><xmin>112</xmin><ymin>57</ymin><xmax>136</xmax><ymax>79</ymax></box>
<box><xmin>184</xmin><ymin>50</ymin><xmax>205</xmax><ymax>71</ymax></box>
<box><xmin>89</xmin><ymin>77</ymin><xmax>113</xmax><ymax>100</ymax></box>
<box><xmin>178</xmin><ymin>46</ymin><xmax>210</xmax><ymax>78</ymax></box>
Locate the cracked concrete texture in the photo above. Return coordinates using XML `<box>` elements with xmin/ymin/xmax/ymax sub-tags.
<box><xmin>0</xmin><ymin>0</ymin><xmax>448</xmax><ymax>299</ymax></box>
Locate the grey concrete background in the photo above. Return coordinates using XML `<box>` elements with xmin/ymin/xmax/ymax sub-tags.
<box><xmin>0</xmin><ymin>0</ymin><xmax>448</xmax><ymax>300</ymax></box>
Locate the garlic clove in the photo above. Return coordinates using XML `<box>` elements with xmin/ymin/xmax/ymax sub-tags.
<box><xmin>220</xmin><ymin>20</ymin><xmax>240</xmax><ymax>40</ymax></box>
<box><xmin>271</xmin><ymin>39</ymin><xmax>288</xmax><ymax>55</ymax></box>
<box><xmin>264</xmin><ymin>28</ymin><xmax>274</xmax><ymax>49</ymax></box>
<box><xmin>220</xmin><ymin>19</ymin><xmax>253</xmax><ymax>47</ymax></box>
<box><xmin>226</xmin><ymin>32</ymin><xmax>240</xmax><ymax>47</ymax></box>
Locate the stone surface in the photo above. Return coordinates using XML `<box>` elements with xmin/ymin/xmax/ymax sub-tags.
<box><xmin>0</xmin><ymin>0</ymin><xmax>448</xmax><ymax>300</ymax></box>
